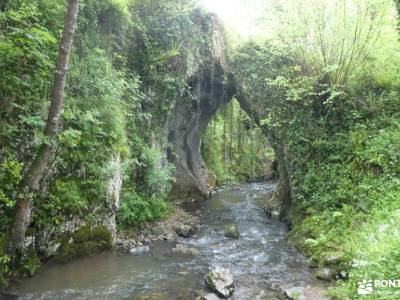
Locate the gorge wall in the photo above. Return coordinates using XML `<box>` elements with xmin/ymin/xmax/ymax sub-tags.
<box><xmin>165</xmin><ymin>14</ymin><xmax>236</xmax><ymax>197</ymax></box>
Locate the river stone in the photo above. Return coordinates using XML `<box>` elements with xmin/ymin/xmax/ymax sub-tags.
<box><xmin>172</xmin><ymin>244</ymin><xmax>199</xmax><ymax>256</ymax></box>
<box><xmin>129</xmin><ymin>245</ymin><xmax>150</xmax><ymax>255</ymax></box>
<box><xmin>315</xmin><ymin>267</ymin><xmax>335</xmax><ymax>281</ymax></box>
<box><xmin>175</xmin><ymin>224</ymin><xmax>196</xmax><ymax>237</ymax></box>
<box><xmin>204</xmin><ymin>267</ymin><xmax>235</xmax><ymax>298</ymax></box>
<box><xmin>284</xmin><ymin>287</ymin><xmax>306</xmax><ymax>300</ymax></box>
<box><xmin>224</xmin><ymin>224</ymin><xmax>240</xmax><ymax>239</ymax></box>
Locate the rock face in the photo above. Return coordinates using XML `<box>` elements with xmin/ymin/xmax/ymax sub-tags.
<box><xmin>166</xmin><ymin>13</ymin><xmax>236</xmax><ymax>198</ymax></box>
<box><xmin>104</xmin><ymin>152</ymin><xmax>122</xmax><ymax>243</ymax></box>
<box><xmin>224</xmin><ymin>224</ymin><xmax>240</xmax><ymax>239</ymax></box>
<box><xmin>204</xmin><ymin>267</ymin><xmax>235</xmax><ymax>298</ymax></box>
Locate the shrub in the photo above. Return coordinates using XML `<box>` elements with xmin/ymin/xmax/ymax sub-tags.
<box><xmin>0</xmin><ymin>156</ymin><xmax>23</xmax><ymax>232</ymax></box>
<box><xmin>117</xmin><ymin>189</ymin><xmax>171</xmax><ymax>228</ymax></box>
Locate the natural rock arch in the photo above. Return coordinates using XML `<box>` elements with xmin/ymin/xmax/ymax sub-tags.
<box><xmin>167</xmin><ymin>73</ymin><xmax>292</xmax><ymax>219</ymax></box>
<box><xmin>166</xmin><ymin>67</ymin><xmax>237</xmax><ymax>198</ymax></box>
<box><xmin>165</xmin><ymin>12</ymin><xmax>291</xmax><ymax>219</ymax></box>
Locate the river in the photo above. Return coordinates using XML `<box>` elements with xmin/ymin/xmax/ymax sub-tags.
<box><xmin>7</xmin><ymin>182</ymin><xmax>320</xmax><ymax>299</ymax></box>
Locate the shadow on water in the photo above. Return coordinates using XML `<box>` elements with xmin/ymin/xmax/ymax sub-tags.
<box><xmin>7</xmin><ymin>182</ymin><xmax>318</xmax><ymax>300</ymax></box>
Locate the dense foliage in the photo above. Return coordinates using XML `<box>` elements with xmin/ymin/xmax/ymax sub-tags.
<box><xmin>202</xmin><ymin>99</ymin><xmax>274</xmax><ymax>183</ymax></box>
<box><xmin>232</xmin><ymin>0</ymin><xmax>400</xmax><ymax>298</ymax></box>
<box><xmin>0</xmin><ymin>0</ymin><xmax>206</xmax><ymax>284</ymax></box>
<box><xmin>1</xmin><ymin>0</ymin><xmax>400</xmax><ymax>298</ymax></box>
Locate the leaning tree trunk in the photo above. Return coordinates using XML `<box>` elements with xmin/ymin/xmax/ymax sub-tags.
<box><xmin>6</xmin><ymin>0</ymin><xmax>80</xmax><ymax>256</ymax></box>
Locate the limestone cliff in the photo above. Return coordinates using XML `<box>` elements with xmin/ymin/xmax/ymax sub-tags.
<box><xmin>165</xmin><ymin>12</ymin><xmax>236</xmax><ymax>197</ymax></box>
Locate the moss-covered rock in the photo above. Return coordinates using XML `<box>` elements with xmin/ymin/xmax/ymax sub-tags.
<box><xmin>54</xmin><ymin>225</ymin><xmax>112</xmax><ymax>263</ymax></box>
<box><xmin>224</xmin><ymin>224</ymin><xmax>240</xmax><ymax>239</ymax></box>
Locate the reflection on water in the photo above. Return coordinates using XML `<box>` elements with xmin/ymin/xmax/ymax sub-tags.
<box><xmin>8</xmin><ymin>182</ymin><xmax>317</xmax><ymax>300</ymax></box>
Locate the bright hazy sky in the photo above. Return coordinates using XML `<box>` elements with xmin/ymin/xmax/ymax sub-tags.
<box><xmin>198</xmin><ymin>0</ymin><xmax>268</xmax><ymax>38</ymax></box>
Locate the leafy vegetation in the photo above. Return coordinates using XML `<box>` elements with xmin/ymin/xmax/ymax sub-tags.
<box><xmin>1</xmin><ymin>0</ymin><xmax>400</xmax><ymax>298</ymax></box>
<box><xmin>231</xmin><ymin>0</ymin><xmax>400</xmax><ymax>298</ymax></box>
<box><xmin>0</xmin><ymin>0</ymin><xmax>198</xmax><ymax>285</ymax></box>
<box><xmin>202</xmin><ymin>99</ymin><xmax>275</xmax><ymax>183</ymax></box>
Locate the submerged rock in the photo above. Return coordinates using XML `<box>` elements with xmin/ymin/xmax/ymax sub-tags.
<box><xmin>129</xmin><ymin>245</ymin><xmax>150</xmax><ymax>255</ymax></box>
<box><xmin>284</xmin><ymin>287</ymin><xmax>306</xmax><ymax>300</ymax></box>
<box><xmin>204</xmin><ymin>267</ymin><xmax>235</xmax><ymax>298</ymax></box>
<box><xmin>224</xmin><ymin>224</ymin><xmax>240</xmax><ymax>239</ymax></box>
<box><xmin>172</xmin><ymin>244</ymin><xmax>199</xmax><ymax>256</ymax></box>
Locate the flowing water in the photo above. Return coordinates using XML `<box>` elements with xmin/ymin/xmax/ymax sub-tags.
<box><xmin>7</xmin><ymin>182</ymin><xmax>319</xmax><ymax>300</ymax></box>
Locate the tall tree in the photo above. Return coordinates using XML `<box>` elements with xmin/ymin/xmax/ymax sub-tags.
<box><xmin>6</xmin><ymin>0</ymin><xmax>80</xmax><ymax>256</ymax></box>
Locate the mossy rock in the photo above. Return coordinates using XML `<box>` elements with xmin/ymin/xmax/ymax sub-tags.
<box><xmin>224</xmin><ymin>224</ymin><xmax>240</xmax><ymax>239</ymax></box>
<box><xmin>54</xmin><ymin>225</ymin><xmax>112</xmax><ymax>263</ymax></box>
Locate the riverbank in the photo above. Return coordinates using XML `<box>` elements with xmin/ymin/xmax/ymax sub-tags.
<box><xmin>116</xmin><ymin>203</ymin><xmax>201</xmax><ymax>252</ymax></box>
<box><xmin>4</xmin><ymin>182</ymin><xmax>333</xmax><ymax>300</ymax></box>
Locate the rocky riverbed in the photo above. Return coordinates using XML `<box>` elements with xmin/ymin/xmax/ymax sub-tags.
<box><xmin>7</xmin><ymin>182</ymin><xmax>330</xmax><ymax>300</ymax></box>
<box><xmin>116</xmin><ymin>205</ymin><xmax>201</xmax><ymax>252</ymax></box>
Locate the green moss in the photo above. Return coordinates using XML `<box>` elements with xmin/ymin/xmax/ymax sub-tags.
<box><xmin>54</xmin><ymin>226</ymin><xmax>112</xmax><ymax>263</ymax></box>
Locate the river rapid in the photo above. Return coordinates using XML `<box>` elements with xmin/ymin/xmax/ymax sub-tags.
<box><xmin>7</xmin><ymin>182</ymin><xmax>320</xmax><ymax>300</ymax></box>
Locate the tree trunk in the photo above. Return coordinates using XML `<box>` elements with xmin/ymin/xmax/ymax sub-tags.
<box><xmin>6</xmin><ymin>0</ymin><xmax>80</xmax><ymax>256</ymax></box>
<box><xmin>275</xmin><ymin>143</ymin><xmax>292</xmax><ymax>222</ymax></box>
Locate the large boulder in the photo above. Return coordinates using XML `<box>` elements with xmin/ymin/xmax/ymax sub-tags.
<box><xmin>204</xmin><ymin>267</ymin><xmax>235</xmax><ymax>298</ymax></box>
<box><xmin>224</xmin><ymin>224</ymin><xmax>240</xmax><ymax>239</ymax></box>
